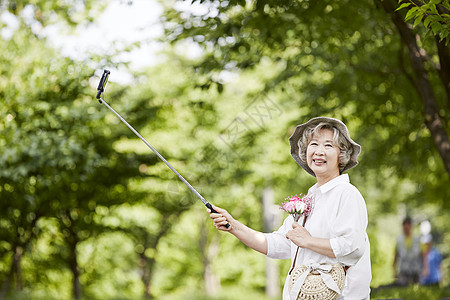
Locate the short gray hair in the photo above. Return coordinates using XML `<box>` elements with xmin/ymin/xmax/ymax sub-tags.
<box><xmin>298</xmin><ymin>122</ymin><xmax>353</xmax><ymax>174</ymax></box>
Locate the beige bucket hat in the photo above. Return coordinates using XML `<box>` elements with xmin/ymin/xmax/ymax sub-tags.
<box><xmin>289</xmin><ymin>117</ymin><xmax>361</xmax><ymax>177</ymax></box>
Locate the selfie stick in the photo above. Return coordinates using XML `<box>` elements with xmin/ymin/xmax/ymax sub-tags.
<box><xmin>96</xmin><ymin>70</ymin><xmax>230</xmax><ymax>228</ymax></box>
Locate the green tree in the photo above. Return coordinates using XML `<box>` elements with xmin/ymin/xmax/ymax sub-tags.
<box><xmin>160</xmin><ymin>0</ymin><xmax>450</xmax><ymax>181</ymax></box>
<box><xmin>396</xmin><ymin>0</ymin><xmax>450</xmax><ymax>43</ymax></box>
<box><xmin>381</xmin><ymin>0</ymin><xmax>450</xmax><ymax>176</ymax></box>
<box><xmin>1</xmin><ymin>0</ymin><xmax>449</xmax><ymax>298</ymax></box>
<box><xmin>1</xmin><ymin>0</ymin><xmax>105</xmax><ymax>27</ymax></box>
<box><xmin>156</xmin><ymin>0</ymin><xmax>450</xmax><ymax>293</ymax></box>
<box><xmin>0</xmin><ymin>12</ymin><xmax>149</xmax><ymax>300</ymax></box>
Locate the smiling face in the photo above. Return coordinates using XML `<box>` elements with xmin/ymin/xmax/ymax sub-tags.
<box><xmin>306</xmin><ymin>129</ymin><xmax>341</xmax><ymax>184</ymax></box>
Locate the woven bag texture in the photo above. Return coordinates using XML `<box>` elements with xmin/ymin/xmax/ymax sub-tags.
<box><xmin>288</xmin><ymin>263</ymin><xmax>346</xmax><ymax>300</ymax></box>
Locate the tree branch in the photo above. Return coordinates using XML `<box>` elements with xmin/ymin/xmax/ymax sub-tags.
<box><xmin>398</xmin><ymin>42</ymin><xmax>416</xmax><ymax>87</ymax></box>
<box><xmin>380</xmin><ymin>0</ymin><xmax>450</xmax><ymax>175</ymax></box>
<box><xmin>435</xmin><ymin>37</ymin><xmax>450</xmax><ymax>111</ymax></box>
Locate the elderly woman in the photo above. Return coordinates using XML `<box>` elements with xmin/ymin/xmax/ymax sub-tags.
<box><xmin>209</xmin><ymin>117</ymin><xmax>371</xmax><ymax>299</ymax></box>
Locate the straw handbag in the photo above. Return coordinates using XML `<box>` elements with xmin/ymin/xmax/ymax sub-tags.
<box><xmin>287</xmin><ymin>216</ymin><xmax>346</xmax><ymax>300</ymax></box>
<box><xmin>288</xmin><ymin>261</ymin><xmax>346</xmax><ymax>300</ymax></box>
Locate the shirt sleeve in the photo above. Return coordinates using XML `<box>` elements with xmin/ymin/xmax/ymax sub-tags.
<box><xmin>328</xmin><ymin>186</ymin><xmax>368</xmax><ymax>266</ymax></box>
<box><xmin>264</xmin><ymin>216</ymin><xmax>293</xmax><ymax>260</ymax></box>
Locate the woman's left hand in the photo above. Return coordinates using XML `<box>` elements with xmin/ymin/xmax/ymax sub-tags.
<box><xmin>286</xmin><ymin>222</ymin><xmax>312</xmax><ymax>248</ymax></box>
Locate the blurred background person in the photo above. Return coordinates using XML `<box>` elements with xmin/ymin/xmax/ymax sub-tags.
<box><xmin>420</xmin><ymin>233</ymin><xmax>443</xmax><ymax>286</ymax></box>
<box><xmin>393</xmin><ymin>216</ymin><xmax>423</xmax><ymax>286</ymax></box>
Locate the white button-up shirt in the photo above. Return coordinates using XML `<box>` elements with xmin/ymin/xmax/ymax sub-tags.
<box><xmin>265</xmin><ymin>174</ymin><xmax>371</xmax><ymax>300</ymax></box>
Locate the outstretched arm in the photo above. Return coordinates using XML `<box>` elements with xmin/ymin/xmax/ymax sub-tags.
<box><xmin>208</xmin><ymin>205</ymin><xmax>268</xmax><ymax>255</ymax></box>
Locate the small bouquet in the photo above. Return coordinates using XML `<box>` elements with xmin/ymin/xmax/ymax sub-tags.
<box><xmin>280</xmin><ymin>194</ymin><xmax>313</xmax><ymax>222</ymax></box>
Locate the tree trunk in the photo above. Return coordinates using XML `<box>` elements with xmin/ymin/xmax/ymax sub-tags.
<box><xmin>435</xmin><ymin>38</ymin><xmax>450</xmax><ymax>110</ymax></box>
<box><xmin>139</xmin><ymin>230</ymin><xmax>156</xmax><ymax>300</ymax></box>
<box><xmin>0</xmin><ymin>214</ymin><xmax>40</xmax><ymax>297</ymax></box>
<box><xmin>68</xmin><ymin>231</ymin><xmax>82</xmax><ymax>300</ymax></box>
<box><xmin>199</xmin><ymin>221</ymin><xmax>220</xmax><ymax>296</ymax></box>
<box><xmin>380</xmin><ymin>0</ymin><xmax>450</xmax><ymax>176</ymax></box>
<box><xmin>139</xmin><ymin>217</ymin><xmax>171</xmax><ymax>300</ymax></box>
<box><xmin>0</xmin><ymin>246</ymin><xmax>24</xmax><ymax>297</ymax></box>
<box><xmin>140</xmin><ymin>251</ymin><xmax>155</xmax><ymax>300</ymax></box>
<box><xmin>435</xmin><ymin>4</ymin><xmax>450</xmax><ymax>109</ymax></box>
<box><xmin>13</xmin><ymin>246</ymin><xmax>23</xmax><ymax>291</ymax></box>
<box><xmin>205</xmin><ymin>237</ymin><xmax>220</xmax><ymax>296</ymax></box>
<box><xmin>263</xmin><ymin>187</ymin><xmax>281</xmax><ymax>298</ymax></box>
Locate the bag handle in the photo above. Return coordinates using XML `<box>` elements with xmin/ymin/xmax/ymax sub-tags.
<box><xmin>288</xmin><ymin>215</ymin><xmax>350</xmax><ymax>275</ymax></box>
<box><xmin>288</xmin><ymin>215</ymin><xmax>308</xmax><ymax>275</ymax></box>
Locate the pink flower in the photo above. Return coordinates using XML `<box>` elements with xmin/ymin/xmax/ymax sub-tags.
<box><xmin>295</xmin><ymin>201</ymin><xmax>306</xmax><ymax>212</ymax></box>
<box><xmin>289</xmin><ymin>195</ymin><xmax>300</xmax><ymax>202</ymax></box>
<box><xmin>280</xmin><ymin>194</ymin><xmax>314</xmax><ymax>222</ymax></box>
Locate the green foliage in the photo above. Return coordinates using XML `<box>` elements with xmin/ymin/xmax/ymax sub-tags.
<box><xmin>0</xmin><ymin>10</ymin><xmax>149</xmax><ymax>299</ymax></box>
<box><xmin>372</xmin><ymin>285</ymin><xmax>450</xmax><ymax>300</ymax></box>
<box><xmin>159</xmin><ymin>0</ymin><xmax>450</xmax><ymax>295</ymax></box>
<box><xmin>396</xmin><ymin>0</ymin><xmax>450</xmax><ymax>44</ymax></box>
<box><xmin>1</xmin><ymin>0</ymin><xmax>449</xmax><ymax>299</ymax></box>
<box><xmin>1</xmin><ymin>0</ymin><xmax>105</xmax><ymax>27</ymax></box>
<box><xmin>161</xmin><ymin>0</ymin><xmax>450</xmax><ymax>201</ymax></box>
<box><xmin>78</xmin><ymin>232</ymin><xmax>143</xmax><ymax>299</ymax></box>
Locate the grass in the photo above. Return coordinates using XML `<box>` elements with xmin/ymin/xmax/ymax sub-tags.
<box><xmin>371</xmin><ymin>284</ymin><xmax>450</xmax><ymax>300</ymax></box>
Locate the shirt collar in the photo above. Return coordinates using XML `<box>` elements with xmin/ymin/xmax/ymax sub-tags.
<box><xmin>309</xmin><ymin>174</ymin><xmax>350</xmax><ymax>195</ymax></box>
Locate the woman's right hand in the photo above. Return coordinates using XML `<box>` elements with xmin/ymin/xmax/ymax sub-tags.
<box><xmin>207</xmin><ymin>205</ymin><xmax>268</xmax><ymax>254</ymax></box>
<box><xmin>207</xmin><ymin>205</ymin><xmax>233</xmax><ymax>231</ymax></box>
